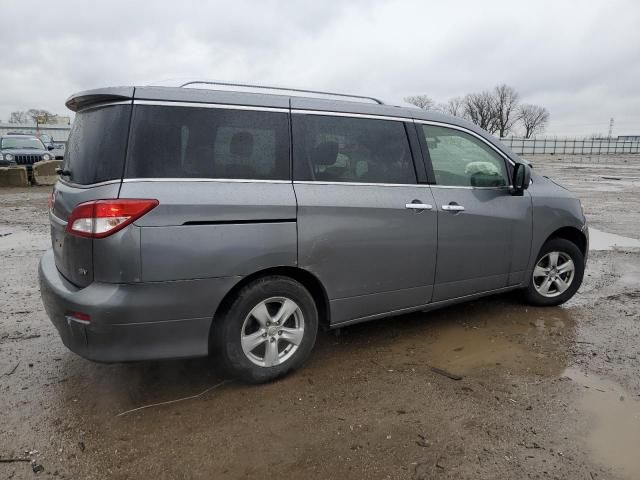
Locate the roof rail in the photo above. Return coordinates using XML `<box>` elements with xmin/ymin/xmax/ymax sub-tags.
<box><xmin>179</xmin><ymin>80</ymin><xmax>385</xmax><ymax>105</ymax></box>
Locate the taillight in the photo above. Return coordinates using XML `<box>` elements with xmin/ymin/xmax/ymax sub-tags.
<box><xmin>68</xmin><ymin>312</ymin><xmax>91</xmax><ymax>324</ymax></box>
<box><xmin>66</xmin><ymin>199</ymin><xmax>159</xmax><ymax>239</ymax></box>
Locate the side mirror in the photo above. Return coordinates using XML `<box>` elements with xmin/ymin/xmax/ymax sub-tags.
<box><xmin>47</xmin><ymin>145</ymin><xmax>55</xmax><ymax>151</ymax></box>
<box><xmin>511</xmin><ymin>163</ymin><xmax>531</xmax><ymax>196</ymax></box>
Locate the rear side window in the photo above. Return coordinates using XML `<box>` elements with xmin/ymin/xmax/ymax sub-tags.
<box><xmin>421</xmin><ymin>125</ymin><xmax>509</xmax><ymax>187</ymax></box>
<box><xmin>125</xmin><ymin>106</ymin><xmax>290</xmax><ymax>180</ymax></box>
<box><xmin>292</xmin><ymin>114</ymin><xmax>416</xmax><ymax>184</ymax></box>
<box><xmin>64</xmin><ymin>104</ymin><xmax>131</xmax><ymax>185</ymax></box>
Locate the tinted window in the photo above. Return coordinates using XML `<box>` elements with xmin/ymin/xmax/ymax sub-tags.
<box><xmin>63</xmin><ymin>105</ymin><xmax>131</xmax><ymax>185</ymax></box>
<box><xmin>126</xmin><ymin>106</ymin><xmax>290</xmax><ymax>180</ymax></box>
<box><xmin>422</xmin><ymin>125</ymin><xmax>509</xmax><ymax>187</ymax></box>
<box><xmin>292</xmin><ymin>114</ymin><xmax>416</xmax><ymax>184</ymax></box>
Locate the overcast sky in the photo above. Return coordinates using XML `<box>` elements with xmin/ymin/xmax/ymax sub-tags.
<box><xmin>2</xmin><ymin>0</ymin><xmax>639</xmax><ymax>136</ymax></box>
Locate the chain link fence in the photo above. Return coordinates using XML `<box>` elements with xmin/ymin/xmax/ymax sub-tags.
<box><xmin>500</xmin><ymin>137</ymin><xmax>640</xmax><ymax>155</ymax></box>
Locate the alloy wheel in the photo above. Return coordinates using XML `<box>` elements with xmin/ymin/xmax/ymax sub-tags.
<box><xmin>532</xmin><ymin>251</ymin><xmax>575</xmax><ymax>298</ymax></box>
<box><xmin>240</xmin><ymin>297</ymin><xmax>305</xmax><ymax>367</ymax></box>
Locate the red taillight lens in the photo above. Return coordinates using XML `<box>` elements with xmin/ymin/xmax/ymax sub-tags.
<box><xmin>71</xmin><ymin>312</ymin><xmax>91</xmax><ymax>323</ymax></box>
<box><xmin>48</xmin><ymin>191</ymin><xmax>54</xmax><ymax>210</ymax></box>
<box><xmin>66</xmin><ymin>199</ymin><xmax>159</xmax><ymax>239</ymax></box>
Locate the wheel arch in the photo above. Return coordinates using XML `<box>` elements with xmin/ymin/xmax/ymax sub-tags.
<box><xmin>545</xmin><ymin>226</ymin><xmax>587</xmax><ymax>257</ymax></box>
<box><xmin>211</xmin><ymin>266</ymin><xmax>331</xmax><ymax>333</ymax></box>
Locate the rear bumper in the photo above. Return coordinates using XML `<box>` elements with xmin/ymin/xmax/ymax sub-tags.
<box><xmin>38</xmin><ymin>249</ymin><xmax>240</xmax><ymax>362</ymax></box>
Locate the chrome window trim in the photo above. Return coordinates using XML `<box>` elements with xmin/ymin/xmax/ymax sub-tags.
<box><xmin>58</xmin><ymin>178</ymin><xmax>122</xmax><ymax>189</ymax></box>
<box><xmin>291</xmin><ymin>109</ymin><xmax>408</xmax><ymax>122</ymax></box>
<box><xmin>429</xmin><ymin>184</ymin><xmax>512</xmax><ymax>191</ymax></box>
<box><xmin>133</xmin><ymin>100</ymin><xmax>288</xmax><ymax>113</ymax></box>
<box><xmin>121</xmin><ymin>178</ymin><xmax>291</xmax><ymax>184</ymax></box>
<box><xmin>293</xmin><ymin>180</ymin><xmax>431</xmax><ymax>188</ymax></box>
<box><xmin>413</xmin><ymin>119</ymin><xmax>516</xmax><ymax>167</ymax></box>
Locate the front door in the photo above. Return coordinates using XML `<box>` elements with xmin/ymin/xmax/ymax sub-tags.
<box><xmin>292</xmin><ymin>112</ymin><xmax>438</xmax><ymax>325</ymax></box>
<box><xmin>417</xmin><ymin>123</ymin><xmax>532</xmax><ymax>302</ymax></box>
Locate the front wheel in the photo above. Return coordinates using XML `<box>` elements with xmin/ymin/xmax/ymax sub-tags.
<box><xmin>212</xmin><ymin>276</ymin><xmax>318</xmax><ymax>383</ymax></box>
<box><xmin>524</xmin><ymin>237</ymin><xmax>585</xmax><ymax>306</ymax></box>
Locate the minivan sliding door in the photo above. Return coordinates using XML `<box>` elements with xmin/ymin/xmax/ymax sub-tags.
<box><xmin>291</xmin><ymin>111</ymin><xmax>438</xmax><ymax>326</ymax></box>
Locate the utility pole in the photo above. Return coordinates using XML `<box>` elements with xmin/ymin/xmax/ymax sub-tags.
<box><xmin>608</xmin><ymin>118</ymin><xmax>614</xmax><ymax>139</ymax></box>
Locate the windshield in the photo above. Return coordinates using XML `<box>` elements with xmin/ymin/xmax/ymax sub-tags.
<box><xmin>1</xmin><ymin>137</ymin><xmax>45</xmax><ymax>150</ymax></box>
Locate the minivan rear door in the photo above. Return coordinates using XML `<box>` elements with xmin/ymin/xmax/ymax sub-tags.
<box><xmin>291</xmin><ymin>106</ymin><xmax>438</xmax><ymax>325</ymax></box>
<box><xmin>51</xmin><ymin>100</ymin><xmax>133</xmax><ymax>287</ymax></box>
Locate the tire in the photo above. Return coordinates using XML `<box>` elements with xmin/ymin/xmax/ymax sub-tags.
<box><xmin>524</xmin><ymin>237</ymin><xmax>585</xmax><ymax>306</ymax></box>
<box><xmin>211</xmin><ymin>276</ymin><xmax>318</xmax><ymax>383</ymax></box>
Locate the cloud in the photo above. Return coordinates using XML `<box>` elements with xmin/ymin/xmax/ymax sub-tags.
<box><xmin>1</xmin><ymin>0</ymin><xmax>639</xmax><ymax>135</ymax></box>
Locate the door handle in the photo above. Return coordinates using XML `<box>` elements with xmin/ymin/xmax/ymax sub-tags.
<box><xmin>442</xmin><ymin>204</ymin><xmax>465</xmax><ymax>212</ymax></box>
<box><xmin>405</xmin><ymin>203</ymin><xmax>433</xmax><ymax>210</ymax></box>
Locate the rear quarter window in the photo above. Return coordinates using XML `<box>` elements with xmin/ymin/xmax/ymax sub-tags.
<box><xmin>125</xmin><ymin>105</ymin><xmax>290</xmax><ymax>180</ymax></box>
<box><xmin>63</xmin><ymin>104</ymin><xmax>131</xmax><ymax>185</ymax></box>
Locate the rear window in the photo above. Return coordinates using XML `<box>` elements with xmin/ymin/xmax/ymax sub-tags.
<box><xmin>63</xmin><ymin>104</ymin><xmax>131</xmax><ymax>185</ymax></box>
<box><xmin>125</xmin><ymin>105</ymin><xmax>290</xmax><ymax>180</ymax></box>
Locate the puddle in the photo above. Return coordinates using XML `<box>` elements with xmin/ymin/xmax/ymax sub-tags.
<box><xmin>589</xmin><ymin>228</ymin><xmax>640</xmax><ymax>251</ymax></box>
<box><xmin>564</xmin><ymin>368</ymin><xmax>640</xmax><ymax>479</ymax></box>
<box><xmin>336</xmin><ymin>299</ymin><xmax>577</xmax><ymax>379</ymax></box>
<box><xmin>420</xmin><ymin>304</ymin><xmax>573</xmax><ymax>376</ymax></box>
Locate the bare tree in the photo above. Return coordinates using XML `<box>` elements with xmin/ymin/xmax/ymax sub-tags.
<box><xmin>518</xmin><ymin>104</ymin><xmax>549</xmax><ymax>138</ymax></box>
<box><xmin>437</xmin><ymin>96</ymin><xmax>465</xmax><ymax>117</ymax></box>
<box><xmin>9</xmin><ymin>109</ymin><xmax>59</xmax><ymax>124</ymax></box>
<box><xmin>8</xmin><ymin>111</ymin><xmax>30</xmax><ymax>123</ymax></box>
<box><xmin>404</xmin><ymin>95</ymin><xmax>435</xmax><ymax>110</ymax></box>
<box><xmin>26</xmin><ymin>109</ymin><xmax>58</xmax><ymax>124</ymax></box>
<box><xmin>493</xmin><ymin>84</ymin><xmax>519</xmax><ymax>137</ymax></box>
<box><xmin>463</xmin><ymin>91</ymin><xmax>498</xmax><ymax>133</ymax></box>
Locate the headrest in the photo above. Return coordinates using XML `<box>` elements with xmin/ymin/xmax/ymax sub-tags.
<box><xmin>230</xmin><ymin>131</ymin><xmax>254</xmax><ymax>157</ymax></box>
<box><xmin>311</xmin><ymin>141</ymin><xmax>339</xmax><ymax>166</ymax></box>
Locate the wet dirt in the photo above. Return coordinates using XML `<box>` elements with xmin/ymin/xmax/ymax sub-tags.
<box><xmin>563</xmin><ymin>368</ymin><xmax>640</xmax><ymax>479</ymax></box>
<box><xmin>1</xmin><ymin>158</ymin><xmax>640</xmax><ymax>479</ymax></box>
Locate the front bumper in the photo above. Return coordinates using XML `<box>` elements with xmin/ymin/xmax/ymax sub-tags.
<box><xmin>38</xmin><ymin>249</ymin><xmax>239</xmax><ymax>362</ymax></box>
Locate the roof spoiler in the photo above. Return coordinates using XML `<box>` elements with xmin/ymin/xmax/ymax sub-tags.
<box><xmin>65</xmin><ymin>87</ymin><xmax>134</xmax><ymax>112</ymax></box>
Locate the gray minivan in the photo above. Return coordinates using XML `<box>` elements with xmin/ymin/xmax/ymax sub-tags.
<box><xmin>39</xmin><ymin>82</ymin><xmax>587</xmax><ymax>383</ymax></box>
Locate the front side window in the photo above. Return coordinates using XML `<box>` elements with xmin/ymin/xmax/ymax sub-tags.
<box><xmin>126</xmin><ymin>106</ymin><xmax>290</xmax><ymax>180</ymax></box>
<box><xmin>292</xmin><ymin>114</ymin><xmax>416</xmax><ymax>184</ymax></box>
<box><xmin>421</xmin><ymin>125</ymin><xmax>509</xmax><ymax>187</ymax></box>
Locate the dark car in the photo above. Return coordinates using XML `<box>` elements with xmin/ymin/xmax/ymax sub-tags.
<box><xmin>0</xmin><ymin>134</ymin><xmax>55</xmax><ymax>169</ymax></box>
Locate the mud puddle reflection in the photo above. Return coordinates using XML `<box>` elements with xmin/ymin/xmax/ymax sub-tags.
<box><xmin>564</xmin><ymin>368</ymin><xmax>640</xmax><ymax>479</ymax></box>
<box><xmin>336</xmin><ymin>297</ymin><xmax>577</xmax><ymax>379</ymax></box>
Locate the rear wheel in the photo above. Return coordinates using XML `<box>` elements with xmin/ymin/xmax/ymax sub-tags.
<box><xmin>212</xmin><ymin>276</ymin><xmax>318</xmax><ymax>383</ymax></box>
<box><xmin>524</xmin><ymin>238</ymin><xmax>584</xmax><ymax>306</ymax></box>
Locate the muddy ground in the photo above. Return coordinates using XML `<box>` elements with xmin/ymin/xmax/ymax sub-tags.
<box><xmin>1</xmin><ymin>156</ymin><xmax>639</xmax><ymax>480</ymax></box>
